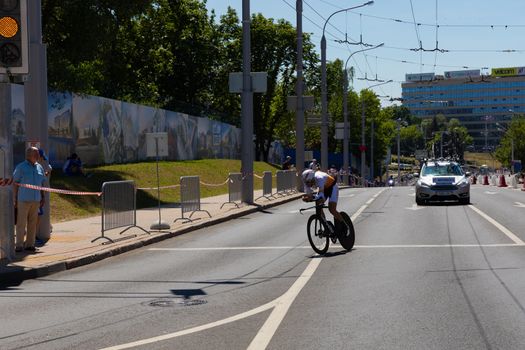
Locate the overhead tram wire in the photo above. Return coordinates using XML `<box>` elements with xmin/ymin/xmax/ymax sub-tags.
<box><xmin>303</xmin><ymin>0</ymin><xmax>359</xmax><ymax>42</ymax></box>
<box><xmin>433</xmin><ymin>0</ymin><xmax>439</xmax><ymax>70</ymax></box>
<box><xmin>346</xmin><ymin>10</ymin><xmax>525</xmax><ymax>29</ymax></box>
<box><xmin>280</xmin><ymin>0</ymin><xmax>347</xmax><ymax>43</ymax></box>
<box><xmin>364</xmin><ymin>54</ymin><xmax>489</xmax><ymax>70</ymax></box>
<box><xmin>408</xmin><ymin>0</ymin><xmax>423</xmax><ymax>71</ymax></box>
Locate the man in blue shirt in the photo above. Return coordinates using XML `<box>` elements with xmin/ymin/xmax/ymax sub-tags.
<box><xmin>13</xmin><ymin>147</ymin><xmax>46</xmax><ymax>252</ymax></box>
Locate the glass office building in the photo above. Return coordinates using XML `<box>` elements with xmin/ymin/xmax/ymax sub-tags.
<box><xmin>401</xmin><ymin>69</ymin><xmax>525</xmax><ymax>151</ymax></box>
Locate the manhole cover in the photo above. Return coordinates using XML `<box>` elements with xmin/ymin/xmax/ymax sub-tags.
<box><xmin>149</xmin><ymin>299</ymin><xmax>176</xmax><ymax>307</ymax></box>
<box><xmin>146</xmin><ymin>298</ymin><xmax>207</xmax><ymax>307</ymax></box>
<box><xmin>178</xmin><ymin>299</ymin><xmax>207</xmax><ymax>306</ymax></box>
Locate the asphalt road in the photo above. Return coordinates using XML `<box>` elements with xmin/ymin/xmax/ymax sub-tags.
<box><xmin>1</xmin><ymin>185</ymin><xmax>524</xmax><ymax>350</ymax></box>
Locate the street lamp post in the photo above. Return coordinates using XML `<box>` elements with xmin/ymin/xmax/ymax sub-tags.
<box><xmin>367</xmin><ymin>80</ymin><xmax>392</xmax><ymax>183</ymax></box>
<box><xmin>321</xmin><ymin>1</ymin><xmax>374</xmax><ymax>170</ymax></box>
<box><xmin>343</xmin><ymin>44</ymin><xmax>383</xmax><ymax>184</ymax></box>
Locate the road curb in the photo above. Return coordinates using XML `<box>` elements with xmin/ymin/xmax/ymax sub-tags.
<box><xmin>0</xmin><ymin>194</ymin><xmax>302</xmax><ymax>285</ymax></box>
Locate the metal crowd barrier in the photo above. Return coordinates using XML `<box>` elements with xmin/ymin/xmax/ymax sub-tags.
<box><xmin>94</xmin><ymin>180</ymin><xmax>149</xmax><ymax>244</ymax></box>
<box><xmin>275</xmin><ymin>170</ymin><xmax>286</xmax><ymax>196</ymax></box>
<box><xmin>255</xmin><ymin>171</ymin><xmax>274</xmax><ymax>201</ymax></box>
<box><xmin>221</xmin><ymin>173</ymin><xmax>242</xmax><ymax>208</ymax></box>
<box><xmin>175</xmin><ymin>176</ymin><xmax>211</xmax><ymax>223</ymax></box>
<box><xmin>286</xmin><ymin>170</ymin><xmax>297</xmax><ymax>193</ymax></box>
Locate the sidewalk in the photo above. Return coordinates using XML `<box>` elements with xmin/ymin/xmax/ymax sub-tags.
<box><xmin>0</xmin><ymin>189</ymin><xmax>302</xmax><ymax>284</ymax></box>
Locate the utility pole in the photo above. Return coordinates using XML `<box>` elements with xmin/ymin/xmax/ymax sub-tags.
<box><xmin>360</xmin><ymin>97</ymin><xmax>366</xmax><ymax>186</ymax></box>
<box><xmin>241</xmin><ymin>0</ymin><xmax>254</xmax><ymax>204</ymax></box>
<box><xmin>295</xmin><ymin>0</ymin><xmax>304</xmax><ymax>190</ymax></box>
<box><xmin>0</xmin><ymin>85</ymin><xmax>14</xmax><ymax>262</ymax></box>
<box><xmin>370</xmin><ymin>117</ymin><xmax>374</xmax><ymax>183</ymax></box>
<box><xmin>25</xmin><ymin>0</ymin><xmax>50</xmax><ymax>240</ymax></box>
<box><xmin>397</xmin><ymin>119</ymin><xmax>401</xmax><ymax>181</ymax></box>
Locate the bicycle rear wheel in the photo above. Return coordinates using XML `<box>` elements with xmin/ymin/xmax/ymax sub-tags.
<box><xmin>336</xmin><ymin>211</ymin><xmax>355</xmax><ymax>251</ymax></box>
<box><xmin>307</xmin><ymin>214</ymin><xmax>329</xmax><ymax>254</ymax></box>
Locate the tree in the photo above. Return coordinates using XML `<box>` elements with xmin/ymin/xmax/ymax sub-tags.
<box><xmin>495</xmin><ymin>117</ymin><xmax>525</xmax><ymax>167</ymax></box>
<box><xmin>400</xmin><ymin>125</ymin><xmax>424</xmax><ymax>156</ymax></box>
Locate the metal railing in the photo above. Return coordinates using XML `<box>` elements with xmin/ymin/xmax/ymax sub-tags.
<box><xmin>175</xmin><ymin>176</ymin><xmax>211</xmax><ymax>223</ymax></box>
<box><xmin>221</xmin><ymin>173</ymin><xmax>242</xmax><ymax>208</ymax></box>
<box><xmin>94</xmin><ymin>180</ymin><xmax>149</xmax><ymax>243</ymax></box>
<box><xmin>256</xmin><ymin>171</ymin><xmax>274</xmax><ymax>201</ymax></box>
<box><xmin>275</xmin><ymin>170</ymin><xmax>286</xmax><ymax>196</ymax></box>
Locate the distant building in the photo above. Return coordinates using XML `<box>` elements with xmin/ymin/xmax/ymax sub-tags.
<box><xmin>402</xmin><ymin>67</ymin><xmax>525</xmax><ymax>151</ymax></box>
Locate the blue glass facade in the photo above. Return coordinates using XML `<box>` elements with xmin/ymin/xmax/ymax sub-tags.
<box><xmin>401</xmin><ymin>76</ymin><xmax>525</xmax><ymax>150</ymax></box>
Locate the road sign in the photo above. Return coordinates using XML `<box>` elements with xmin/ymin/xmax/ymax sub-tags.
<box><xmin>146</xmin><ymin>132</ymin><xmax>168</xmax><ymax>158</ymax></box>
<box><xmin>287</xmin><ymin>95</ymin><xmax>314</xmax><ymax>111</ymax></box>
<box><xmin>229</xmin><ymin>72</ymin><xmax>268</xmax><ymax>93</ymax></box>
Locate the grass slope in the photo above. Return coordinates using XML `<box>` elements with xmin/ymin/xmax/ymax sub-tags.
<box><xmin>50</xmin><ymin>159</ymin><xmax>280</xmax><ymax>223</ymax></box>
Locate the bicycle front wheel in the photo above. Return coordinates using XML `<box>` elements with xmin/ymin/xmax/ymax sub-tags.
<box><xmin>337</xmin><ymin>211</ymin><xmax>355</xmax><ymax>251</ymax></box>
<box><xmin>307</xmin><ymin>214</ymin><xmax>329</xmax><ymax>254</ymax></box>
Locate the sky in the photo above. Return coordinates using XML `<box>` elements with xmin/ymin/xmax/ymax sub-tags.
<box><xmin>204</xmin><ymin>0</ymin><xmax>525</xmax><ymax>105</ymax></box>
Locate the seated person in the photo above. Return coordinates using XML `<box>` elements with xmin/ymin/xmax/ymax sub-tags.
<box><xmin>63</xmin><ymin>153</ymin><xmax>85</xmax><ymax>176</ymax></box>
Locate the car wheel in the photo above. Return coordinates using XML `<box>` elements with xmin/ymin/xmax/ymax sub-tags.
<box><xmin>416</xmin><ymin>197</ymin><xmax>424</xmax><ymax>205</ymax></box>
<box><xmin>459</xmin><ymin>197</ymin><xmax>470</xmax><ymax>205</ymax></box>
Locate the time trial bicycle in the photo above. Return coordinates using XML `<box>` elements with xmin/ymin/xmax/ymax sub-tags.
<box><xmin>299</xmin><ymin>204</ymin><xmax>355</xmax><ymax>254</ymax></box>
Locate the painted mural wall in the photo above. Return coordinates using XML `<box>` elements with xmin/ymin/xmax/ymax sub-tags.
<box><xmin>11</xmin><ymin>85</ymin><xmax>242</xmax><ymax>167</ymax></box>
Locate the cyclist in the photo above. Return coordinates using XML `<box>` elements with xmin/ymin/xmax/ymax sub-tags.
<box><xmin>301</xmin><ymin>168</ymin><xmax>344</xmax><ymax>225</ymax></box>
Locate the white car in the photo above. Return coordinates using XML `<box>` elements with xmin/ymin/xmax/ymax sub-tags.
<box><xmin>415</xmin><ymin>160</ymin><xmax>470</xmax><ymax>205</ymax></box>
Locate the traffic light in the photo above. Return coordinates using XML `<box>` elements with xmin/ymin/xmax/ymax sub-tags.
<box><xmin>0</xmin><ymin>0</ymin><xmax>28</xmax><ymax>75</ymax></box>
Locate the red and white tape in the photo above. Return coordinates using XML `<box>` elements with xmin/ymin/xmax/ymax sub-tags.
<box><xmin>0</xmin><ymin>178</ymin><xmax>13</xmax><ymax>186</ymax></box>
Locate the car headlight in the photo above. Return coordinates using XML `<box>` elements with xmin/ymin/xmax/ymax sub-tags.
<box><xmin>456</xmin><ymin>178</ymin><xmax>470</xmax><ymax>187</ymax></box>
<box><xmin>418</xmin><ymin>181</ymin><xmax>431</xmax><ymax>188</ymax></box>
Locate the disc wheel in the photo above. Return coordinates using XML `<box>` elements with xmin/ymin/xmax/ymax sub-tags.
<box><xmin>307</xmin><ymin>214</ymin><xmax>329</xmax><ymax>255</ymax></box>
<box><xmin>336</xmin><ymin>212</ymin><xmax>355</xmax><ymax>251</ymax></box>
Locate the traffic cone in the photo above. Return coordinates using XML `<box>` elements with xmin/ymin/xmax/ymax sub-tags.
<box><xmin>483</xmin><ymin>175</ymin><xmax>489</xmax><ymax>185</ymax></box>
<box><xmin>471</xmin><ymin>176</ymin><xmax>477</xmax><ymax>184</ymax></box>
<box><xmin>498</xmin><ymin>174</ymin><xmax>508</xmax><ymax>187</ymax></box>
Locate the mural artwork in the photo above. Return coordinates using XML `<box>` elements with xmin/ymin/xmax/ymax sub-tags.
<box><xmin>12</xmin><ymin>88</ymin><xmax>242</xmax><ymax>167</ymax></box>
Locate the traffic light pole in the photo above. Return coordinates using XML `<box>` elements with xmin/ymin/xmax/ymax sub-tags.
<box><xmin>24</xmin><ymin>0</ymin><xmax>50</xmax><ymax>240</ymax></box>
<box><xmin>0</xmin><ymin>83</ymin><xmax>14</xmax><ymax>262</ymax></box>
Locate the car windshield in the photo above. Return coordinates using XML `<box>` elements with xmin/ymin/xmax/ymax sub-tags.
<box><xmin>422</xmin><ymin>164</ymin><xmax>463</xmax><ymax>176</ymax></box>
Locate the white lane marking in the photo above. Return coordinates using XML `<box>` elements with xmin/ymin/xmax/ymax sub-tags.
<box><xmin>484</xmin><ymin>191</ymin><xmax>497</xmax><ymax>195</ymax></box>
<box><xmin>149</xmin><ymin>247</ymin><xmax>309</xmax><ymax>251</ymax></box>
<box><xmin>468</xmin><ymin>205</ymin><xmax>525</xmax><ymax>245</ymax></box>
<box><xmin>355</xmin><ymin>243</ymin><xmax>524</xmax><ymax>248</ymax></box>
<box><xmin>103</xmin><ymin>189</ymin><xmax>385</xmax><ymax>350</ymax></box>
<box><xmin>514</xmin><ymin>201</ymin><xmax>525</xmax><ymax>208</ymax></box>
<box><xmin>98</xmin><ymin>258</ymin><xmax>322</xmax><ymax>350</ymax></box>
<box><xmin>149</xmin><ymin>243</ymin><xmax>524</xmax><ymax>252</ymax></box>
<box><xmin>247</xmin><ymin>188</ymin><xmax>385</xmax><ymax>350</ymax></box>
<box><xmin>405</xmin><ymin>204</ymin><xmax>424</xmax><ymax>211</ymax></box>
<box><xmin>246</xmin><ymin>258</ymin><xmax>322</xmax><ymax>350</ymax></box>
